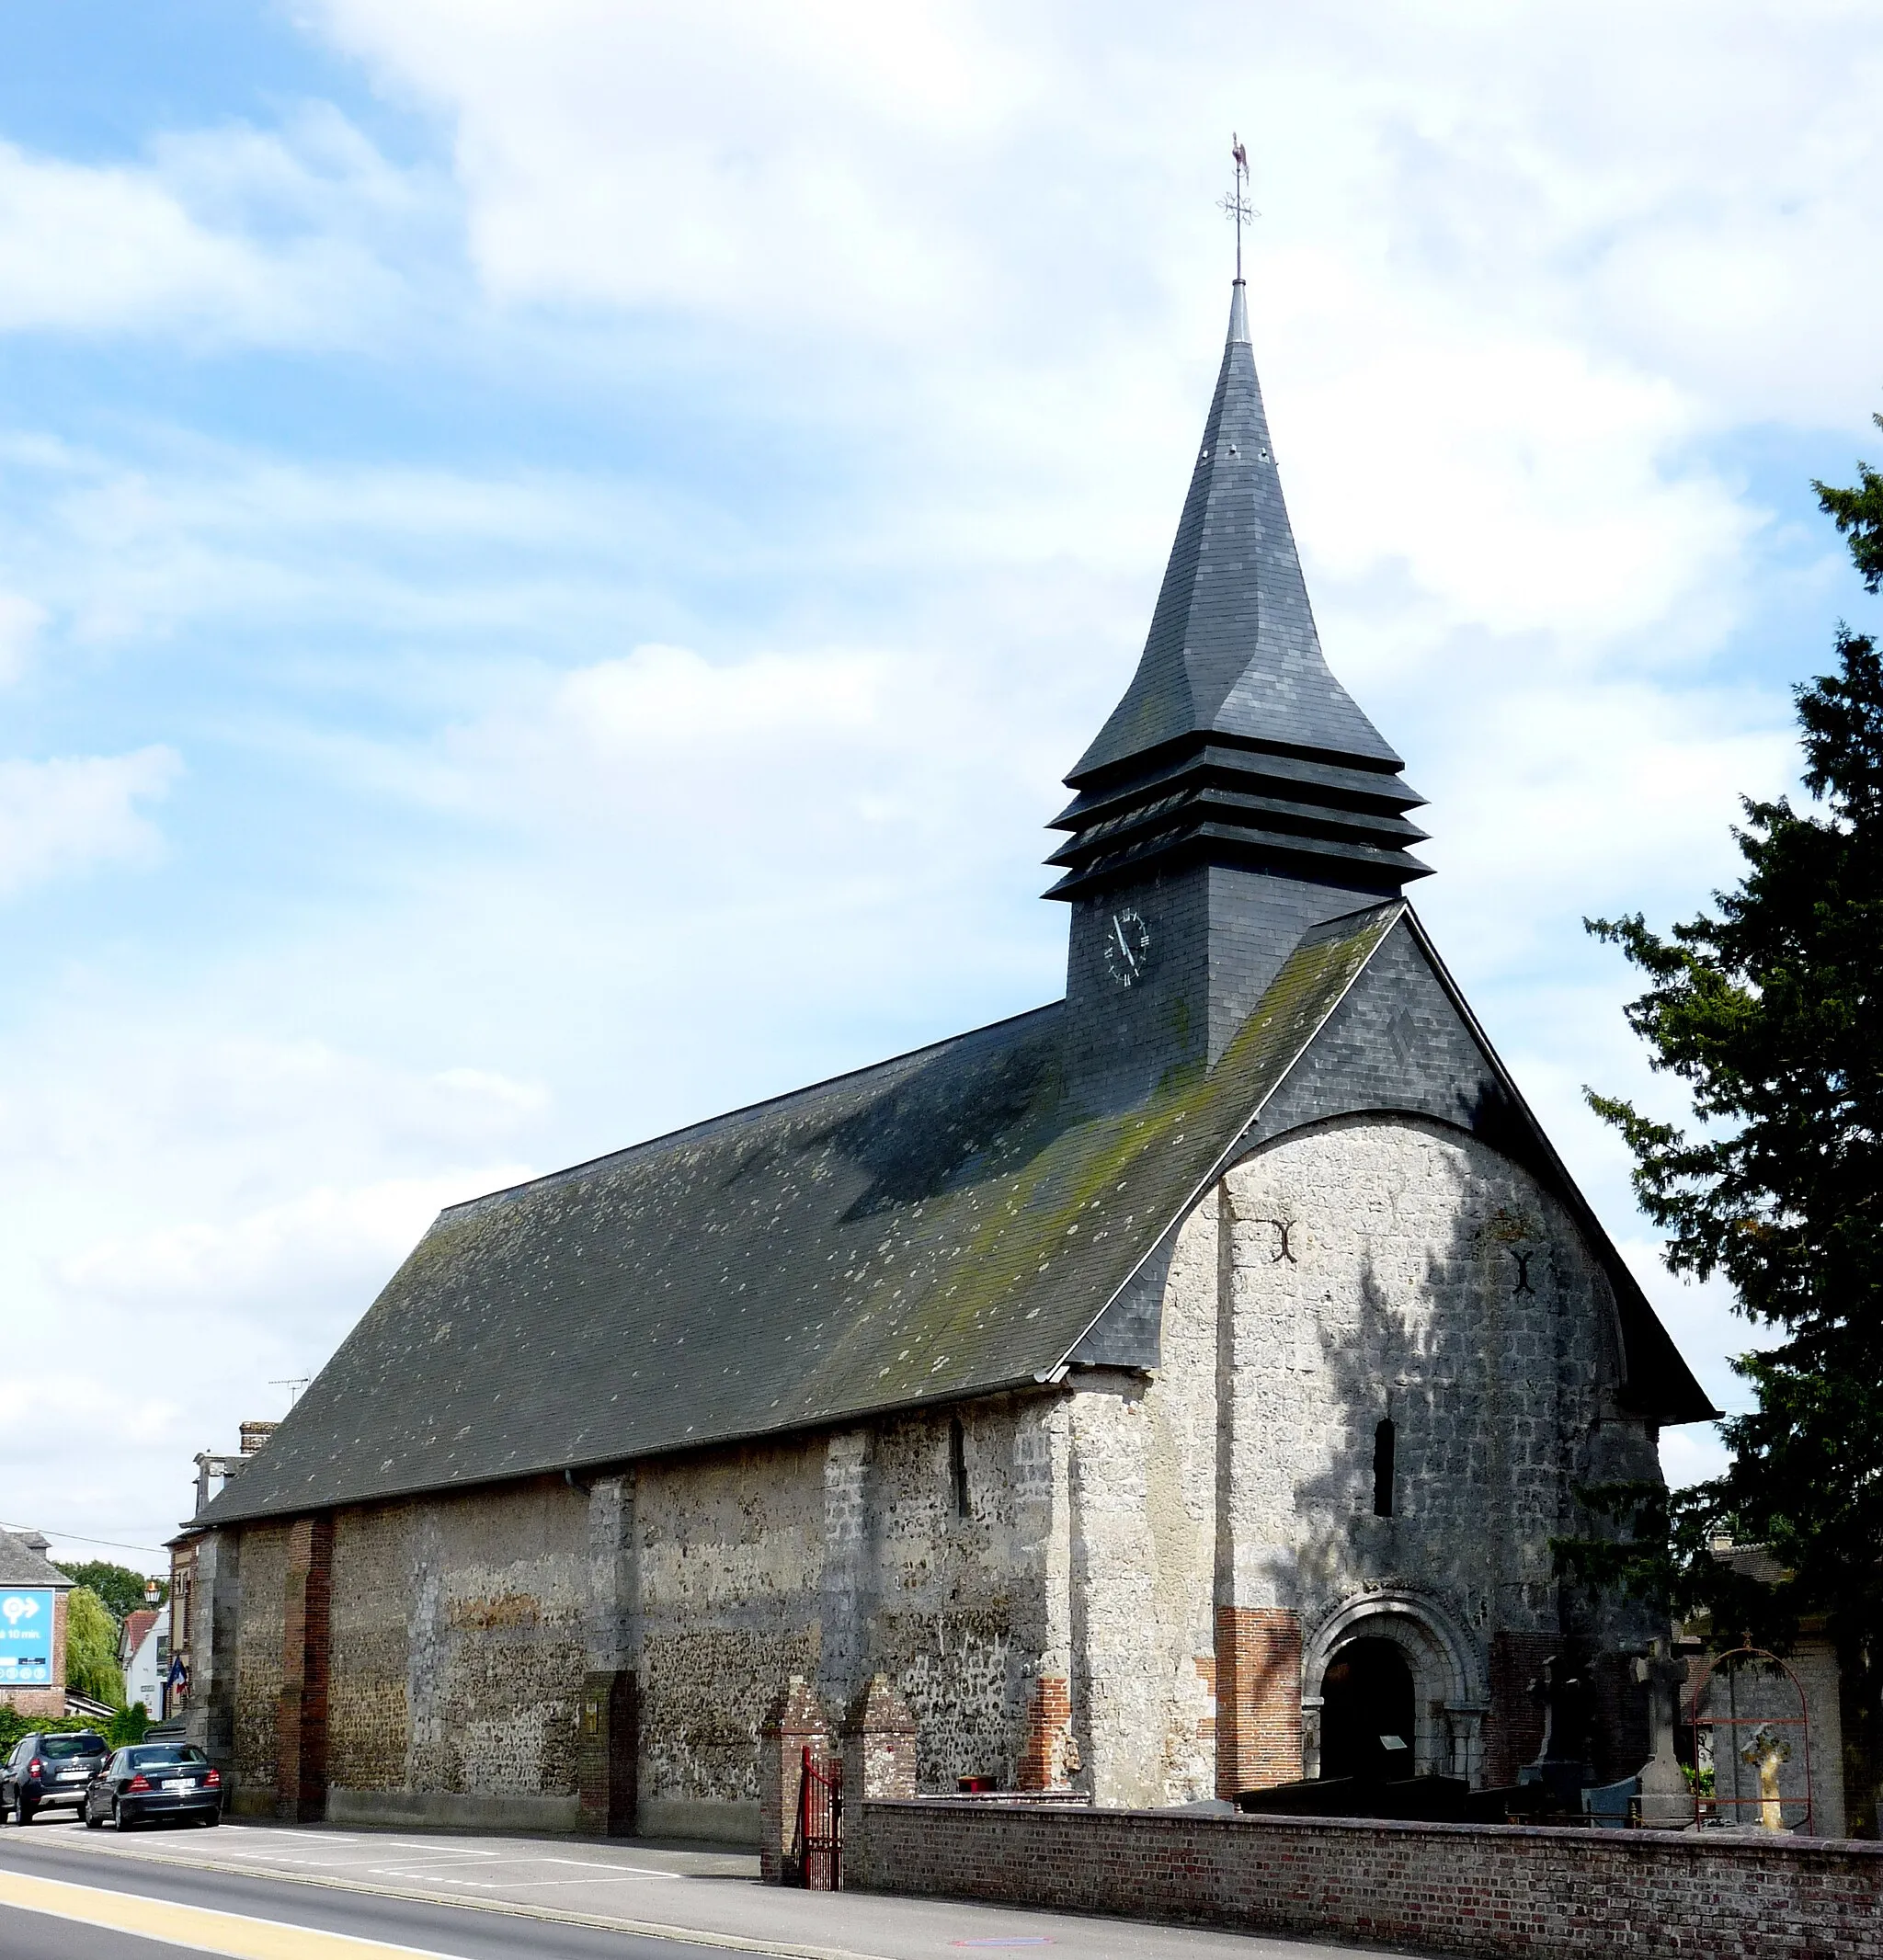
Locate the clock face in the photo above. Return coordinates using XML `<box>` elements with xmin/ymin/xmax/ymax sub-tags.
<box><xmin>1102</xmin><ymin>906</ymin><xmax>1152</xmax><ymax>987</ymax></box>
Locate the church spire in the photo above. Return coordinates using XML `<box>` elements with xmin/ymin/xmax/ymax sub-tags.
<box><xmin>1044</xmin><ymin>276</ymin><xmax>1430</xmax><ymax>902</ymax></box>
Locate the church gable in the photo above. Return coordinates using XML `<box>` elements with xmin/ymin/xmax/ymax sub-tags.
<box><xmin>1227</xmin><ymin>912</ymin><xmax>1712</xmax><ymax>1426</ymax></box>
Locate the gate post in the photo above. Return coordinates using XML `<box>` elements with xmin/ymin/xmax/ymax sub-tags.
<box><xmin>840</xmin><ymin>1673</ymin><xmax>916</xmax><ymax>1890</ymax></box>
<box><xmin>759</xmin><ymin>1676</ymin><xmax>831</xmax><ymax>1885</ymax></box>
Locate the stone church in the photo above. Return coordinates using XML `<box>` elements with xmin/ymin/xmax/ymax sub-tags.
<box><xmin>187</xmin><ymin>275</ymin><xmax>1711</xmax><ymax>1840</ymax></box>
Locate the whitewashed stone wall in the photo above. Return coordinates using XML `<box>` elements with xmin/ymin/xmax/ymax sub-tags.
<box><xmin>1067</xmin><ymin>1198</ymin><xmax>1221</xmax><ymax>1807</ymax></box>
<box><xmin>1059</xmin><ymin>1111</ymin><xmax>1662</xmax><ymax>1800</ymax></box>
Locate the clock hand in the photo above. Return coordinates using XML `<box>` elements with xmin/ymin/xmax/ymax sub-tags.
<box><xmin>1113</xmin><ymin>915</ymin><xmax>1137</xmax><ymax>973</ymax></box>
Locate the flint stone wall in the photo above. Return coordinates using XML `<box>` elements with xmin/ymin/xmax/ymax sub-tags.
<box><xmin>849</xmin><ymin>1797</ymin><xmax>1883</xmax><ymax>1960</ymax></box>
<box><xmin>203</xmin><ymin>1109</ymin><xmax>1664</xmax><ymax>1835</ymax></box>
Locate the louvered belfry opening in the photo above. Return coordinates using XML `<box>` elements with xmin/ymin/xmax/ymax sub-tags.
<box><xmin>1045</xmin><ymin>280</ymin><xmax>1431</xmax><ymax>907</ymax></box>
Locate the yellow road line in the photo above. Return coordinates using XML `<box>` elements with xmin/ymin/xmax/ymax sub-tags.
<box><xmin>0</xmin><ymin>1867</ymin><xmax>468</xmax><ymax>1960</ymax></box>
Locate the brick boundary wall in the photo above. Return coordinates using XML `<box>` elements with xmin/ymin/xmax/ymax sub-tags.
<box><xmin>847</xmin><ymin>1798</ymin><xmax>1883</xmax><ymax>1960</ymax></box>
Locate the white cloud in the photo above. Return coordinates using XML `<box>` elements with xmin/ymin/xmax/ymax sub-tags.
<box><xmin>57</xmin><ymin>1171</ymin><xmax>522</xmax><ymax>1316</ymax></box>
<box><xmin>3</xmin><ymin>0</ymin><xmax>1878</xmax><ymax>1551</ymax></box>
<box><xmin>0</xmin><ymin>746</ymin><xmax>180</xmax><ymax>898</ymax></box>
<box><xmin>0</xmin><ymin>109</ymin><xmax>433</xmax><ymax>345</ymax></box>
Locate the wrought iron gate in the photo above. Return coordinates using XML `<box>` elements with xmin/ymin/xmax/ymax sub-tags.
<box><xmin>792</xmin><ymin>1745</ymin><xmax>842</xmax><ymax>1890</ymax></box>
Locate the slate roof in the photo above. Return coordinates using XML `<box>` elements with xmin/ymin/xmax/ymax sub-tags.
<box><xmin>202</xmin><ymin>905</ymin><xmax>1405</xmax><ymax>1525</ymax></box>
<box><xmin>200</xmin><ymin>898</ymin><xmax>1709</xmax><ymax>1529</ymax></box>
<box><xmin>1049</xmin><ymin>283</ymin><xmax>1429</xmax><ymax>901</ymax></box>
<box><xmin>0</xmin><ymin>1529</ymin><xmax>73</xmax><ymax>1589</ymax></box>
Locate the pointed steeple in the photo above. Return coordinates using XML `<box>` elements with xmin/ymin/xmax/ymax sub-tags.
<box><xmin>1046</xmin><ymin>282</ymin><xmax>1429</xmax><ymax>901</ymax></box>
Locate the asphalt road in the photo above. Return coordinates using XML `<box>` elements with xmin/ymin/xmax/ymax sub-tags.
<box><xmin>0</xmin><ymin>1808</ymin><xmax>1390</xmax><ymax>1960</ymax></box>
<box><xmin>0</xmin><ymin>1825</ymin><xmax>727</xmax><ymax>1959</ymax></box>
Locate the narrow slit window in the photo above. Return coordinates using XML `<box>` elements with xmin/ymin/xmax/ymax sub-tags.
<box><xmin>950</xmin><ymin>1415</ymin><xmax>971</xmax><ymax>1519</ymax></box>
<box><xmin>1373</xmin><ymin>1418</ymin><xmax>1396</xmax><ymax>1518</ymax></box>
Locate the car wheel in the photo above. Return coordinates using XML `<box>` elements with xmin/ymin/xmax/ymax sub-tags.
<box><xmin>15</xmin><ymin>1798</ymin><xmax>32</xmax><ymax>1828</ymax></box>
<box><xmin>113</xmin><ymin>1798</ymin><xmax>131</xmax><ymax>1831</ymax></box>
<box><xmin>200</xmin><ymin>1809</ymin><xmax>220</xmax><ymax>1828</ymax></box>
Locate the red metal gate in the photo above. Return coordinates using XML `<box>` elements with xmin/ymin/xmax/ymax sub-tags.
<box><xmin>792</xmin><ymin>1745</ymin><xmax>842</xmax><ymax>1890</ymax></box>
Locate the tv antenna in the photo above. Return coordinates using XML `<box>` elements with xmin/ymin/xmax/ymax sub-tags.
<box><xmin>270</xmin><ymin>1376</ymin><xmax>311</xmax><ymax>1404</ymax></box>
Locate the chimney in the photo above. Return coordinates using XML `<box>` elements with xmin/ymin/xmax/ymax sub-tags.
<box><xmin>239</xmin><ymin>1421</ymin><xmax>277</xmax><ymax>1456</ymax></box>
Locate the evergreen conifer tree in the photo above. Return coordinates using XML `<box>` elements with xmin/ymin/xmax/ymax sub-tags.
<box><xmin>1579</xmin><ymin>416</ymin><xmax>1883</xmax><ymax>1834</ymax></box>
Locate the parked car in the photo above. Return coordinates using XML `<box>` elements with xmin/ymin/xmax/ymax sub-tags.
<box><xmin>82</xmin><ymin>1743</ymin><xmax>222</xmax><ymax>1829</ymax></box>
<box><xmin>0</xmin><ymin>1732</ymin><xmax>110</xmax><ymax>1824</ymax></box>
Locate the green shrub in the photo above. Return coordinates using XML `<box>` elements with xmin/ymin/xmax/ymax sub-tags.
<box><xmin>0</xmin><ymin>1709</ymin><xmax>107</xmax><ymax>1755</ymax></box>
<box><xmin>106</xmin><ymin>1703</ymin><xmax>150</xmax><ymax>1746</ymax></box>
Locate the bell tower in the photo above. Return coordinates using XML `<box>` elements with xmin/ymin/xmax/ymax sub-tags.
<box><xmin>1047</xmin><ymin>279</ymin><xmax>1430</xmax><ymax>1110</ymax></box>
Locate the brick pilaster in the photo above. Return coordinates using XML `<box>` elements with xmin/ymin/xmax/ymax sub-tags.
<box><xmin>839</xmin><ymin>1672</ymin><xmax>917</xmax><ymax>1892</ymax></box>
<box><xmin>1214</xmin><ymin>1605</ymin><xmax>1302</xmax><ymax>1796</ymax></box>
<box><xmin>759</xmin><ymin>1676</ymin><xmax>832</xmax><ymax>1885</ymax></box>
<box><xmin>1483</xmin><ymin>1630</ymin><xmax>1557</xmax><ymax>1787</ymax></box>
<box><xmin>840</xmin><ymin>1672</ymin><xmax>917</xmax><ymax>1803</ymax></box>
<box><xmin>276</xmin><ymin>1515</ymin><xmax>334</xmax><ymax>1823</ymax></box>
<box><xmin>576</xmin><ymin>1669</ymin><xmax>638</xmax><ymax>1835</ymax></box>
<box><xmin>1017</xmin><ymin>1674</ymin><xmax>1072</xmax><ymax>1791</ymax></box>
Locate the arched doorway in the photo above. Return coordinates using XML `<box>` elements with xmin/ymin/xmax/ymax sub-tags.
<box><xmin>1319</xmin><ymin>1636</ymin><xmax>1416</xmax><ymax>1781</ymax></box>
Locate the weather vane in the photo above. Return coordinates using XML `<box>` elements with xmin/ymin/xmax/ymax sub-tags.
<box><xmin>1218</xmin><ymin>133</ymin><xmax>1254</xmax><ymax>281</ymax></box>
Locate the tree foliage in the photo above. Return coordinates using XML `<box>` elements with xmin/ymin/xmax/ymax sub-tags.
<box><xmin>64</xmin><ymin>1586</ymin><xmax>126</xmax><ymax>1709</ymax></box>
<box><xmin>60</xmin><ymin>1560</ymin><xmax>165</xmax><ymax>1624</ymax></box>
<box><xmin>1568</xmin><ymin>432</ymin><xmax>1883</xmax><ymax>1830</ymax></box>
<box><xmin>0</xmin><ymin>1710</ymin><xmax>102</xmax><ymax>1755</ymax></box>
<box><xmin>1815</xmin><ymin>413</ymin><xmax>1883</xmax><ymax>596</ymax></box>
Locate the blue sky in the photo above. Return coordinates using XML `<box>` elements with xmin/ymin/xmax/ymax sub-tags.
<box><xmin>2</xmin><ymin>0</ymin><xmax>1879</xmax><ymax>1567</ymax></box>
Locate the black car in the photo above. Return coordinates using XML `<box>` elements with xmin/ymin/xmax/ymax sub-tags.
<box><xmin>82</xmin><ymin>1743</ymin><xmax>222</xmax><ymax>1829</ymax></box>
<box><xmin>0</xmin><ymin>1732</ymin><xmax>110</xmax><ymax>1823</ymax></box>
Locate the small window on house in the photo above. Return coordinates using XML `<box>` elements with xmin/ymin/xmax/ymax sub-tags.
<box><xmin>950</xmin><ymin>1415</ymin><xmax>971</xmax><ymax>1519</ymax></box>
<box><xmin>1373</xmin><ymin>1418</ymin><xmax>1396</xmax><ymax>1518</ymax></box>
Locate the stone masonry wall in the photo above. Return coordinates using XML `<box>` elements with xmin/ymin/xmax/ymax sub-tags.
<box><xmin>852</xmin><ymin>1396</ymin><xmax>1066</xmax><ymax>1796</ymax></box>
<box><xmin>325</xmin><ymin>1502</ymin><xmax>413</xmax><ymax>1795</ymax></box>
<box><xmin>1216</xmin><ymin>1112</ymin><xmax>1662</xmax><ymax>1782</ymax></box>
<box><xmin>634</xmin><ymin>1435</ymin><xmax>825</xmax><ymax>1838</ymax></box>
<box><xmin>209</xmin><ymin>1113</ymin><xmax>1663</xmax><ymax>1833</ymax></box>
<box><xmin>1065</xmin><ymin>1200</ymin><xmax>1218</xmax><ymax>1806</ymax></box>
<box><xmin>230</xmin><ymin>1522</ymin><xmax>288</xmax><ymax>1809</ymax></box>
<box><xmin>1056</xmin><ymin>1110</ymin><xmax>1662</xmax><ymax>1805</ymax></box>
<box><xmin>226</xmin><ymin>1404</ymin><xmax>1070</xmax><ymax>1841</ymax></box>
<box><xmin>850</xmin><ymin>1797</ymin><xmax>1882</xmax><ymax>1960</ymax></box>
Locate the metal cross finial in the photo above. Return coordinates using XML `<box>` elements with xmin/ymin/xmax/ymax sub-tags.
<box><xmin>1218</xmin><ymin>133</ymin><xmax>1253</xmax><ymax>281</ymax></box>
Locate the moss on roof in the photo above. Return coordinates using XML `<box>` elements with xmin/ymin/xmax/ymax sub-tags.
<box><xmin>204</xmin><ymin>906</ymin><xmax>1399</xmax><ymax>1524</ymax></box>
